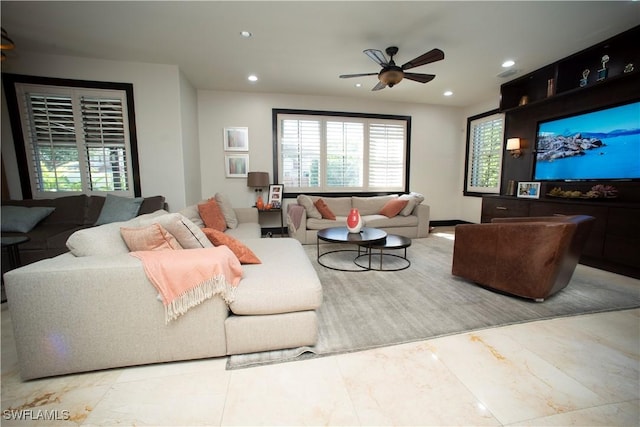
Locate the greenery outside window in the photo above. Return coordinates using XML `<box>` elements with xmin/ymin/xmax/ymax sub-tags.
<box><xmin>274</xmin><ymin>109</ymin><xmax>410</xmax><ymax>194</ymax></box>
<box><xmin>464</xmin><ymin>109</ymin><xmax>505</xmax><ymax>196</ymax></box>
<box><xmin>3</xmin><ymin>74</ymin><xmax>141</xmax><ymax>199</ymax></box>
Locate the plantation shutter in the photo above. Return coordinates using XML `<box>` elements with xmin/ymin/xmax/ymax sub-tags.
<box><xmin>81</xmin><ymin>96</ymin><xmax>129</xmax><ymax>191</ymax></box>
<box><xmin>466</xmin><ymin>112</ymin><xmax>504</xmax><ymax>194</ymax></box>
<box><xmin>16</xmin><ymin>83</ymin><xmax>134</xmax><ymax>198</ymax></box>
<box><xmin>369</xmin><ymin>122</ymin><xmax>405</xmax><ymax>189</ymax></box>
<box><xmin>326</xmin><ymin>121</ymin><xmax>363</xmax><ymax>188</ymax></box>
<box><xmin>280</xmin><ymin>118</ymin><xmax>322</xmax><ymax>189</ymax></box>
<box><xmin>25</xmin><ymin>94</ymin><xmax>81</xmax><ymax>192</ymax></box>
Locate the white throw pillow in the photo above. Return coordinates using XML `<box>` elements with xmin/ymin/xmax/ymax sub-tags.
<box><xmin>215</xmin><ymin>192</ymin><xmax>239</xmax><ymax>229</ymax></box>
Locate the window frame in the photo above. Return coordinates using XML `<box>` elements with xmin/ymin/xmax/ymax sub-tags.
<box><xmin>2</xmin><ymin>73</ymin><xmax>141</xmax><ymax>199</ymax></box>
<box><xmin>272</xmin><ymin>108</ymin><xmax>411</xmax><ymax>197</ymax></box>
<box><xmin>463</xmin><ymin>109</ymin><xmax>505</xmax><ymax>196</ymax></box>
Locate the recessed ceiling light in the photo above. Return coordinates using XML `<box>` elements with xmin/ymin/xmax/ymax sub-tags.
<box><xmin>355</xmin><ymin>83</ymin><xmax>362</xmax><ymax>88</ymax></box>
<box><xmin>240</xmin><ymin>31</ymin><xmax>252</xmax><ymax>38</ymax></box>
<box><xmin>502</xmin><ymin>60</ymin><xmax>515</xmax><ymax>68</ymax></box>
<box><xmin>443</xmin><ymin>91</ymin><xmax>453</xmax><ymax>97</ymax></box>
<box><xmin>248</xmin><ymin>75</ymin><xmax>258</xmax><ymax>82</ymax></box>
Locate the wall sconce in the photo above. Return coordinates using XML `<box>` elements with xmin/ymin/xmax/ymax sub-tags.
<box><xmin>247</xmin><ymin>171</ymin><xmax>270</xmax><ymax>209</ymax></box>
<box><xmin>506</xmin><ymin>138</ymin><xmax>523</xmax><ymax>158</ymax></box>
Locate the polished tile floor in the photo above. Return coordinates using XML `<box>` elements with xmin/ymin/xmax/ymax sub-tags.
<box><xmin>2</xmin><ymin>228</ymin><xmax>639</xmax><ymax>426</ymax></box>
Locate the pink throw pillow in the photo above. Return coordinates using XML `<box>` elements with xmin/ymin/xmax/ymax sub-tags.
<box><xmin>379</xmin><ymin>198</ymin><xmax>409</xmax><ymax>218</ymax></box>
<box><xmin>120</xmin><ymin>223</ymin><xmax>183</xmax><ymax>251</ymax></box>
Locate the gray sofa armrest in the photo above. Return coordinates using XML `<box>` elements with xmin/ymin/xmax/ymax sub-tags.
<box><xmin>233</xmin><ymin>207</ymin><xmax>258</xmax><ymax>224</ymax></box>
<box><xmin>414</xmin><ymin>203</ymin><xmax>430</xmax><ymax>238</ymax></box>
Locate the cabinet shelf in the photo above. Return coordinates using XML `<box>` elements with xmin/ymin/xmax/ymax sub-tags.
<box><xmin>500</xmin><ymin>25</ymin><xmax>640</xmax><ymax>112</ymax></box>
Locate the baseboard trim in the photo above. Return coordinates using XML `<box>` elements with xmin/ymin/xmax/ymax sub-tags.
<box><xmin>430</xmin><ymin>220</ymin><xmax>473</xmax><ymax>227</ymax></box>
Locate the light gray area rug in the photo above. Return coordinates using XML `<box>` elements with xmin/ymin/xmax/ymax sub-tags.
<box><xmin>227</xmin><ymin>234</ymin><xmax>640</xmax><ymax>369</ymax></box>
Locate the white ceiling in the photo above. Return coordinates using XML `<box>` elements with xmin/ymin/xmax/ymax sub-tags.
<box><xmin>2</xmin><ymin>1</ymin><xmax>639</xmax><ymax>107</ymax></box>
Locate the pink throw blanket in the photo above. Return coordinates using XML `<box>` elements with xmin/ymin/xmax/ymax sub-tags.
<box><xmin>287</xmin><ymin>204</ymin><xmax>306</xmax><ymax>232</ymax></box>
<box><xmin>131</xmin><ymin>246</ymin><xmax>243</xmax><ymax>323</ymax></box>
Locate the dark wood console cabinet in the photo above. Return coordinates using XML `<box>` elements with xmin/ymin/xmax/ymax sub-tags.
<box><xmin>482</xmin><ymin>195</ymin><xmax>640</xmax><ymax>279</ymax></box>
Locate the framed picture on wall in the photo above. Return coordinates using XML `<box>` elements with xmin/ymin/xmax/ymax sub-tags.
<box><xmin>224</xmin><ymin>154</ymin><xmax>249</xmax><ymax>178</ymax></box>
<box><xmin>267</xmin><ymin>184</ymin><xmax>283</xmax><ymax>208</ymax></box>
<box><xmin>517</xmin><ymin>181</ymin><xmax>541</xmax><ymax>199</ymax></box>
<box><xmin>223</xmin><ymin>127</ymin><xmax>249</xmax><ymax>151</ymax></box>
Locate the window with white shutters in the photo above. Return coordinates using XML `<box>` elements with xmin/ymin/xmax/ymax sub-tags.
<box><xmin>464</xmin><ymin>110</ymin><xmax>505</xmax><ymax>195</ymax></box>
<box><xmin>6</xmin><ymin>77</ymin><xmax>140</xmax><ymax>199</ymax></box>
<box><xmin>275</xmin><ymin>110</ymin><xmax>409</xmax><ymax>194</ymax></box>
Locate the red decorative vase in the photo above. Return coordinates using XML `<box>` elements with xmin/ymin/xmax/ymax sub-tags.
<box><xmin>256</xmin><ymin>195</ymin><xmax>265</xmax><ymax>210</ymax></box>
<box><xmin>347</xmin><ymin>208</ymin><xmax>362</xmax><ymax>233</ymax></box>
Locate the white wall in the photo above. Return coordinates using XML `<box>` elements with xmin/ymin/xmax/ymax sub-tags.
<box><xmin>178</xmin><ymin>71</ymin><xmax>202</xmax><ymax>208</ymax></box>
<box><xmin>197</xmin><ymin>90</ymin><xmax>465</xmax><ymax>221</ymax></box>
<box><xmin>1</xmin><ymin>52</ymin><xmax>189</xmax><ymax>210</ymax></box>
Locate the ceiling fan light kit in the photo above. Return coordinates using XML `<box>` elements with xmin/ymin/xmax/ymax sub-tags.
<box><xmin>340</xmin><ymin>46</ymin><xmax>444</xmax><ymax>91</ymax></box>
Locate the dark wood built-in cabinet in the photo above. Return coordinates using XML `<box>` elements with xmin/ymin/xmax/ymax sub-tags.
<box><xmin>482</xmin><ymin>196</ymin><xmax>640</xmax><ymax>279</ymax></box>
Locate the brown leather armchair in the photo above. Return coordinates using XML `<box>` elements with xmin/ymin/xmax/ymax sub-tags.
<box><xmin>452</xmin><ymin>215</ymin><xmax>595</xmax><ymax>301</ymax></box>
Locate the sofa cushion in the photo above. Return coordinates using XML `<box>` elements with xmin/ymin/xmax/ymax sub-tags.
<box><xmin>178</xmin><ymin>202</ymin><xmax>205</xmax><ymax>228</ymax></box>
<box><xmin>400</xmin><ymin>192</ymin><xmax>425</xmax><ymax>216</ymax></box>
<box><xmin>137</xmin><ymin>212</ymin><xmax>212</xmax><ymax>249</ymax></box>
<box><xmin>198</xmin><ymin>199</ymin><xmax>227</xmax><ymax>232</ymax></box>
<box><xmin>297</xmin><ymin>195</ymin><xmax>322</xmax><ymax>219</ymax></box>
<box><xmin>1</xmin><ymin>206</ymin><xmax>56</xmax><ymax>233</ymax></box>
<box><xmin>229</xmin><ymin>238</ymin><xmax>323</xmax><ymax>315</ymax></box>
<box><xmin>215</xmin><ymin>193</ymin><xmax>239</xmax><ymax>229</ymax></box>
<box><xmin>307</xmin><ymin>217</ymin><xmax>348</xmax><ymax>230</ymax></box>
<box><xmin>95</xmin><ymin>194</ymin><xmax>144</xmax><ymax>225</ymax></box>
<box><xmin>362</xmin><ymin>214</ymin><xmax>418</xmax><ymax>228</ymax></box>
<box><xmin>67</xmin><ymin>210</ymin><xmax>167</xmax><ymax>257</ymax></box>
<box><xmin>314</xmin><ymin>198</ymin><xmax>336</xmax><ymax>220</ymax></box>
<box><xmin>379</xmin><ymin>198</ymin><xmax>409</xmax><ymax>218</ymax></box>
<box><xmin>352</xmin><ymin>195</ymin><xmax>397</xmax><ymax>216</ymax></box>
<box><xmin>321</xmin><ymin>197</ymin><xmax>352</xmax><ymax>217</ymax></box>
<box><xmin>202</xmin><ymin>228</ymin><xmax>261</xmax><ymax>264</ymax></box>
<box><xmin>120</xmin><ymin>223</ymin><xmax>183</xmax><ymax>251</ymax></box>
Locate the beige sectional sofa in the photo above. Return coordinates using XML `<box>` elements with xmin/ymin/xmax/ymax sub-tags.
<box><xmin>5</xmin><ymin>202</ymin><xmax>323</xmax><ymax>380</ymax></box>
<box><xmin>287</xmin><ymin>193</ymin><xmax>430</xmax><ymax>244</ymax></box>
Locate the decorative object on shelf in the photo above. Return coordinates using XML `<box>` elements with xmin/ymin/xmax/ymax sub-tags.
<box><xmin>547</xmin><ymin>185</ymin><xmax>618</xmax><ymax>199</ymax></box>
<box><xmin>225</xmin><ymin>153</ymin><xmax>249</xmax><ymax>178</ymax></box>
<box><xmin>223</xmin><ymin>127</ymin><xmax>249</xmax><ymax>151</ymax></box>
<box><xmin>597</xmin><ymin>55</ymin><xmax>609</xmax><ymax>81</ymax></box>
<box><xmin>546</xmin><ymin>78</ymin><xmax>555</xmax><ymax>97</ymax></box>
<box><xmin>579</xmin><ymin>69</ymin><xmax>590</xmax><ymax>87</ymax></box>
<box><xmin>517</xmin><ymin>182</ymin><xmax>540</xmax><ymax>199</ymax></box>
<box><xmin>518</xmin><ymin>95</ymin><xmax>529</xmax><ymax>106</ymax></box>
<box><xmin>624</xmin><ymin>63</ymin><xmax>634</xmax><ymax>73</ymax></box>
<box><xmin>506</xmin><ymin>180</ymin><xmax>516</xmax><ymax>196</ymax></box>
<box><xmin>1</xmin><ymin>27</ymin><xmax>15</xmax><ymax>61</ymax></box>
<box><xmin>247</xmin><ymin>171</ymin><xmax>270</xmax><ymax>206</ymax></box>
<box><xmin>267</xmin><ymin>184</ymin><xmax>283</xmax><ymax>209</ymax></box>
<box><xmin>346</xmin><ymin>208</ymin><xmax>363</xmax><ymax>233</ymax></box>
<box><xmin>506</xmin><ymin>137</ymin><xmax>523</xmax><ymax>158</ymax></box>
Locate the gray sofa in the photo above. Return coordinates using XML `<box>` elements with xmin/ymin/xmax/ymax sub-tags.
<box><xmin>287</xmin><ymin>193</ymin><xmax>430</xmax><ymax>244</ymax></box>
<box><xmin>4</xmin><ymin>205</ymin><xmax>323</xmax><ymax>380</ymax></box>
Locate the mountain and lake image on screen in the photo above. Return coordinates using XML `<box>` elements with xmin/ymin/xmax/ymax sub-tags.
<box><xmin>534</xmin><ymin>101</ymin><xmax>640</xmax><ymax>181</ymax></box>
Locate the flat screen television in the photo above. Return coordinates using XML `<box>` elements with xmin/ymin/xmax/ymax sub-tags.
<box><xmin>533</xmin><ymin>100</ymin><xmax>640</xmax><ymax>181</ymax></box>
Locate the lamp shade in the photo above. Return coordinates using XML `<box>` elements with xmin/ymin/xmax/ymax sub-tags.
<box><xmin>247</xmin><ymin>171</ymin><xmax>269</xmax><ymax>187</ymax></box>
<box><xmin>506</xmin><ymin>138</ymin><xmax>521</xmax><ymax>150</ymax></box>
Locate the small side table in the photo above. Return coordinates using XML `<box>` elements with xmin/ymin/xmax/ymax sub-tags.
<box><xmin>1</xmin><ymin>235</ymin><xmax>30</xmax><ymax>303</ymax></box>
<box><xmin>256</xmin><ymin>208</ymin><xmax>285</xmax><ymax>237</ymax></box>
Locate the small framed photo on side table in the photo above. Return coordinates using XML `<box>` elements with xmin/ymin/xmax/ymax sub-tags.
<box><xmin>268</xmin><ymin>184</ymin><xmax>283</xmax><ymax>208</ymax></box>
<box><xmin>517</xmin><ymin>181</ymin><xmax>541</xmax><ymax>199</ymax></box>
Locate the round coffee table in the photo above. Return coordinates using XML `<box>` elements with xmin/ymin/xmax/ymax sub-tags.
<box><xmin>316</xmin><ymin>227</ymin><xmax>387</xmax><ymax>271</ymax></box>
<box><xmin>354</xmin><ymin>234</ymin><xmax>412</xmax><ymax>271</ymax></box>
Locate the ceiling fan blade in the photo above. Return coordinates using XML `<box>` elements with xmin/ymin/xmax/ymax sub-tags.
<box><xmin>401</xmin><ymin>48</ymin><xmax>444</xmax><ymax>70</ymax></box>
<box><xmin>372</xmin><ymin>81</ymin><xmax>387</xmax><ymax>91</ymax></box>
<box><xmin>403</xmin><ymin>73</ymin><xmax>436</xmax><ymax>84</ymax></box>
<box><xmin>339</xmin><ymin>72</ymin><xmax>379</xmax><ymax>79</ymax></box>
<box><xmin>364</xmin><ymin>49</ymin><xmax>388</xmax><ymax>66</ymax></box>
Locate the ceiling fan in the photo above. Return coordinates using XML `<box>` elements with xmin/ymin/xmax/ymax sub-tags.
<box><xmin>340</xmin><ymin>46</ymin><xmax>444</xmax><ymax>91</ymax></box>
